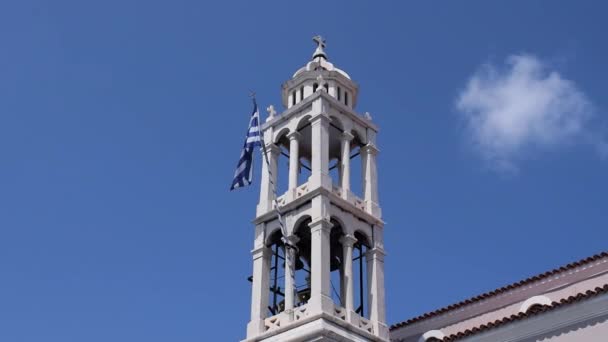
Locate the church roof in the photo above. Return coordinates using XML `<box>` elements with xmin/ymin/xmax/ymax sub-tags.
<box><xmin>390</xmin><ymin>251</ymin><xmax>608</xmax><ymax>330</ymax></box>
<box><xmin>442</xmin><ymin>283</ymin><xmax>608</xmax><ymax>341</ymax></box>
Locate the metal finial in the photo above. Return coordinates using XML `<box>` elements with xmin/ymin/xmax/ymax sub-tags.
<box><xmin>312</xmin><ymin>35</ymin><xmax>327</xmax><ymax>60</ymax></box>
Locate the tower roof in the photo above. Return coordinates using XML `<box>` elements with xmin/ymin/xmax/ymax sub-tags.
<box><xmin>292</xmin><ymin>36</ymin><xmax>351</xmax><ymax>80</ymax></box>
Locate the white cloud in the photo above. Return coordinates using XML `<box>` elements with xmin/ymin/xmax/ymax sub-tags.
<box><xmin>456</xmin><ymin>54</ymin><xmax>603</xmax><ymax>172</ymax></box>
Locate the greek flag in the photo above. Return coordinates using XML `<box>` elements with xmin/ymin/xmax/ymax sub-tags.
<box><xmin>230</xmin><ymin>100</ymin><xmax>262</xmax><ymax>190</ymax></box>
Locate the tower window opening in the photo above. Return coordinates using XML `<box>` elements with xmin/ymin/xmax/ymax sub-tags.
<box><xmin>330</xmin><ymin>220</ymin><xmax>344</xmax><ymax>306</ymax></box>
<box><xmin>300</xmin><ymin>87</ymin><xmax>304</xmax><ymax>101</ymax></box>
<box><xmin>294</xmin><ymin>218</ymin><xmax>313</xmax><ymax>307</ymax></box>
<box><xmin>298</xmin><ymin>159</ymin><xmax>312</xmax><ymax>185</ymax></box>
<box><xmin>266</xmin><ymin>231</ymin><xmax>286</xmax><ymax>317</ymax></box>
<box><xmin>292</xmin><ymin>91</ymin><xmax>296</xmax><ymax>106</ymax></box>
<box><xmin>324</xmin><ymin>83</ymin><xmax>329</xmax><ymax>93</ymax></box>
<box><xmin>313</xmin><ymin>83</ymin><xmax>319</xmax><ymax>93</ymax></box>
<box><xmin>349</xmin><ymin>133</ymin><xmax>364</xmax><ymax>198</ymax></box>
<box><xmin>337</xmin><ymin>87</ymin><xmax>342</xmax><ymax>101</ymax></box>
<box><xmin>353</xmin><ymin>231</ymin><xmax>370</xmax><ymax>318</ymax></box>
<box><xmin>344</xmin><ymin>91</ymin><xmax>349</xmax><ymax>106</ymax></box>
<box><xmin>274</xmin><ymin>133</ymin><xmax>290</xmax><ymax>197</ymax></box>
<box><xmin>295</xmin><ymin>115</ymin><xmax>313</xmax><ymax>186</ymax></box>
<box><xmin>329</xmin><ymin>158</ymin><xmax>341</xmax><ymax>187</ymax></box>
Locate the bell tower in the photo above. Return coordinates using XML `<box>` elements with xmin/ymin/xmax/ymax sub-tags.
<box><xmin>245</xmin><ymin>37</ymin><xmax>388</xmax><ymax>342</ymax></box>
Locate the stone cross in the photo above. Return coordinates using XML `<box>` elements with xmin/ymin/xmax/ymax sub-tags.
<box><xmin>313</xmin><ymin>35</ymin><xmax>326</xmax><ymax>49</ymax></box>
<box><xmin>266</xmin><ymin>105</ymin><xmax>276</xmax><ymax>122</ymax></box>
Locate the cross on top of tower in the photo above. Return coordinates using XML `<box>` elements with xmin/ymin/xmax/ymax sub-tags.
<box><xmin>312</xmin><ymin>35</ymin><xmax>327</xmax><ymax>60</ymax></box>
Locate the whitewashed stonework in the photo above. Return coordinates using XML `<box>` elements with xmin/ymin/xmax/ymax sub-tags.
<box><xmin>244</xmin><ymin>37</ymin><xmax>388</xmax><ymax>342</ymax></box>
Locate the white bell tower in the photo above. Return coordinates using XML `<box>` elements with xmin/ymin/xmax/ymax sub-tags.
<box><xmin>245</xmin><ymin>36</ymin><xmax>388</xmax><ymax>342</ymax></box>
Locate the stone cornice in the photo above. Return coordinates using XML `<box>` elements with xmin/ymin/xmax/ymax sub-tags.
<box><xmin>242</xmin><ymin>311</ymin><xmax>388</xmax><ymax>342</ymax></box>
<box><xmin>339</xmin><ymin>234</ymin><xmax>358</xmax><ymax>247</ymax></box>
<box><xmin>341</xmin><ymin>131</ymin><xmax>355</xmax><ymax>141</ymax></box>
<box><xmin>363</xmin><ymin>143</ymin><xmax>380</xmax><ymax>155</ymax></box>
<box><xmin>252</xmin><ymin>186</ymin><xmax>384</xmax><ymax>227</ymax></box>
<box><xmin>263</xmin><ymin>91</ymin><xmax>379</xmax><ymax>133</ymax></box>
<box><xmin>286</xmin><ymin>131</ymin><xmax>301</xmax><ymax>140</ymax></box>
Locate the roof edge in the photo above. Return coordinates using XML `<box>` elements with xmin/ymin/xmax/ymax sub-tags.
<box><xmin>442</xmin><ymin>283</ymin><xmax>608</xmax><ymax>341</ymax></box>
<box><xmin>390</xmin><ymin>251</ymin><xmax>608</xmax><ymax>330</ymax></box>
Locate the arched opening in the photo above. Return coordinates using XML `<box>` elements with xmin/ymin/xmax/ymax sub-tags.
<box><xmin>266</xmin><ymin>229</ymin><xmax>285</xmax><ymax>316</ymax></box>
<box><xmin>299</xmin><ymin>86</ymin><xmax>304</xmax><ymax>101</ymax></box>
<box><xmin>353</xmin><ymin>231</ymin><xmax>371</xmax><ymax>318</ymax></box>
<box><xmin>349</xmin><ymin>131</ymin><xmax>365</xmax><ymax>198</ymax></box>
<box><xmin>328</xmin><ymin>117</ymin><xmax>345</xmax><ymax>189</ymax></box>
<box><xmin>323</xmin><ymin>83</ymin><xmax>329</xmax><ymax>93</ymax></box>
<box><xmin>293</xmin><ymin>217</ymin><xmax>312</xmax><ymax>307</ymax></box>
<box><xmin>526</xmin><ymin>304</ymin><xmax>545</xmax><ymax>314</ymax></box>
<box><xmin>329</xmin><ymin>219</ymin><xmax>345</xmax><ymax>306</ymax></box>
<box><xmin>519</xmin><ymin>295</ymin><xmax>552</xmax><ymax>314</ymax></box>
<box><xmin>312</xmin><ymin>83</ymin><xmax>319</xmax><ymax>93</ymax></box>
<box><xmin>419</xmin><ymin>330</ymin><xmax>446</xmax><ymax>342</ymax></box>
<box><xmin>273</xmin><ymin>131</ymin><xmax>290</xmax><ymax>197</ymax></box>
<box><xmin>295</xmin><ymin>116</ymin><xmax>312</xmax><ymax>187</ymax></box>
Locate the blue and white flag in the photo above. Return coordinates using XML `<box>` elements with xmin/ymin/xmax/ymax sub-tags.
<box><xmin>230</xmin><ymin>100</ymin><xmax>262</xmax><ymax>190</ymax></box>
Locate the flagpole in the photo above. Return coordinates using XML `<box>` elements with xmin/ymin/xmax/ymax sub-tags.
<box><xmin>250</xmin><ymin>92</ymin><xmax>299</xmax><ymax>310</ymax></box>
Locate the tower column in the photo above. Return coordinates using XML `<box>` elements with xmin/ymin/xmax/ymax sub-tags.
<box><xmin>309</xmin><ymin>106</ymin><xmax>331</xmax><ymax>189</ymax></box>
<box><xmin>361</xmin><ymin>143</ymin><xmax>380</xmax><ymax>216</ymax></box>
<box><xmin>247</xmin><ymin>246</ymin><xmax>271</xmax><ymax>337</ymax></box>
<box><xmin>287</xmin><ymin>131</ymin><xmax>301</xmax><ymax>195</ymax></box>
<box><xmin>308</xmin><ymin>217</ymin><xmax>333</xmax><ymax>312</ymax></box>
<box><xmin>339</xmin><ymin>234</ymin><xmax>357</xmax><ymax>314</ymax></box>
<box><xmin>340</xmin><ymin>131</ymin><xmax>354</xmax><ymax>199</ymax></box>
<box><xmin>366</xmin><ymin>247</ymin><xmax>389</xmax><ymax>339</ymax></box>
<box><xmin>257</xmin><ymin>144</ymin><xmax>280</xmax><ymax>215</ymax></box>
<box><xmin>283</xmin><ymin>235</ymin><xmax>300</xmax><ymax>312</ymax></box>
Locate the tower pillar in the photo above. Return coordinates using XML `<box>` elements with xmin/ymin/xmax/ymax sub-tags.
<box><xmin>309</xmin><ymin>105</ymin><xmax>332</xmax><ymax>190</ymax></box>
<box><xmin>257</xmin><ymin>144</ymin><xmax>280</xmax><ymax>215</ymax></box>
<box><xmin>287</xmin><ymin>131</ymin><xmax>301</xmax><ymax>198</ymax></box>
<box><xmin>247</xmin><ymin>245</ymin><xmax>271</xmax><ymax>337</ymax></box>
<box><xmin>340</xmin><ymin>234</ymin><xmax>358</xmax><ymax>318</ymax></box>
<box><xmin>283</xmin><ymin>235</ymin><xmax>300</xmax><ymax>312</ymax></box>
<box><xmin>362</xmin><ymin>143</ymin><xmax>381</xmax><ymax>217</ymax></box>
<box><xmin>340</xmin><ymin>131</ymin><xmax>354</xmax><ymax>200</ymax></box>
<box><xmin>366</xmin><ymin>247</ymin><xmax>389</xmax><ymax>339</ymax></box>
<box><xmin>308</xmin><ymin>217</ymin><xmax>334</xmax><ymax>313</ymax></box>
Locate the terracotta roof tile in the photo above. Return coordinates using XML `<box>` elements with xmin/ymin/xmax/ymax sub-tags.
<box><xmin>390</xmin><ymin>251</ymin><xmax>608</xmax><ymax>330</ymax></box>
<box><xmin>442</xmin><ymin>284</ymin><xmax>608</xmax><ymax>341</ymax></box>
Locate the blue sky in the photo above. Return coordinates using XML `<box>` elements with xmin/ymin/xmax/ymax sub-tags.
<box><xmin>0</xmin><ymin>1</ymin><xmax>606</xmax><ymax>341</ymax></box>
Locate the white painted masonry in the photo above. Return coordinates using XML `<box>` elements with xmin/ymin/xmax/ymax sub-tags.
<box><xmin>244</xmin><ymin>37</ymin><xmax>387</xmax><ymax>342</ymax></box>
